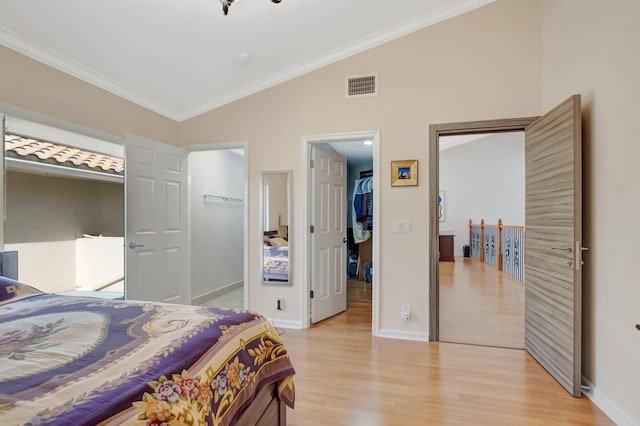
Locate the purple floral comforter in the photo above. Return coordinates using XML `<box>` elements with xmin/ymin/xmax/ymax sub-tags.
<box><xmin>0</xmin><ymin>286</ymin><xmax>295</xmax><ymax>426</ymax></box>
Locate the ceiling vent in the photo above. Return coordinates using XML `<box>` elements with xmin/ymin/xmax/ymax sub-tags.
<box><xmin>346</xmin><ymin>74</ymin><xmax>378</xmax><ymax>98</ymax></box>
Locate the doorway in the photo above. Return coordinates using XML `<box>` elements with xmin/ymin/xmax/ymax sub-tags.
<box><xmin>429</xmin><ymin>98</ymin><xmax>584</xmax><ymax>397</ymax></box>
<box><xmin>438</xmin><ymin>131</ymin><xmax>525</xmax><ymax>349</ymax></box>
<box><xmin>301</xmin><ymin>131</ymin><xmax>380</xmax><ymax>332</ymax></box>
<box><xmin>429</xmin><ymin>117</ymin><xmax>536</xmax><ymax>342</ymax></box>
<box><xmin>188</xmin><ymin>147</ymin><xmax>247</xmax><ymax>310</ymax></box>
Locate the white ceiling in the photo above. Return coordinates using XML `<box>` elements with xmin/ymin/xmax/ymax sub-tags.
<box><xmin>0</xmin><ymin>0</ymin><xmax>493</xmax><ymax>122</ymax></box>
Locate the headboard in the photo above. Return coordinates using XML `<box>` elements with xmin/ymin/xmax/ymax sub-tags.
<box><xmin>0</xmin><ymin>251</ymin><xmax>18</xmax><ymax>280</ymax></box>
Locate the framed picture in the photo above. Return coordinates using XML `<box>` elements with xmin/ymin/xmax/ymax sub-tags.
<box><xmin>391</xmin><ymin>160</ymin><xmax>418</xmax><ymax>187</ymax></box>
<box><xmin>438</xmin><ymin>190</ymin><xmax>446</xmax><ymax>222</ymax></box>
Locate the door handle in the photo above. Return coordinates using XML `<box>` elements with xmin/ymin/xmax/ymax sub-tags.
<box><xmin>128</xmin><ymin>241</ymin><xmax>144</xmax><ymax>249</ymax></box>
<box><xmin>342</xmin><ymin>237</ymin><xmax>348</xmax><ymax>244</ymax></box>
<box><xmin>551</xmin><ymin>246</ymin><xmax>572</xmax><ymax>252</ymax></box>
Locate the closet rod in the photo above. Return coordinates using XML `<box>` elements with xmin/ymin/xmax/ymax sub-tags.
<box><xmin>203</xmin><ymin>194</ymin><xmax>243</xmax><ymax>203</ymax></box>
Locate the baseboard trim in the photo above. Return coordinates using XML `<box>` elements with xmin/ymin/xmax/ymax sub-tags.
<box><xmin>191</xmin><ymin>280</ymin><xmax>243</xmax><ymax>305</ymax></box>
<box><xmin>582</xmin><ymin>376</ymin><xmax>638</xmax><ymax>426</ymax></box>
<box><xmin>376</xmin><ymin>329</ymin><xmax>430</xmax><ymax>342</ymax></box>
<box><xmin>270</xmin><ymin>319</ymin><xmax>304</xmax><ymax>330</ymax></box>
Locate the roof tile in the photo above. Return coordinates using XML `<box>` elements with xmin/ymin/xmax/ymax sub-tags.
<box><xmin>5</xmin><ymin>134</ymin><xmax>124</xmax><ymax>174</ymax></box>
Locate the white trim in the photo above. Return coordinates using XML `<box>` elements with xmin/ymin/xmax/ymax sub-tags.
<box><xmin>301</xmin><ymin>130</ymin><xmax>380</xmax><ymax>334</ymax></box>
<box><xmin>377</xmin><ymin>329</ymin><xmax>430</xmax><ymax>342</ymax></box>
<box><xmin>270</xmin><ymin>319</ymin><xmax>304</xmax><ymax>330</ymax></box>
<box><xmin>0</xmin><ymin>1</ymin><xmax>494</xmax><ymax>121</ymax></box>
<box><xmin>177</xmin><ymin>0</ymin><xmax>494</xmax><ymax>121</ymax></box>
<box><xmin>581</xmin><ymin>376</ymin><xmax>638</xmax><ymax>426</ymax></box>
<box><xmin>183</xmin><ymin>141</ymin><xmax>249</xmax><ymax>152</ymax></box>
<box><xmin>6</xmin><ymin>157</ymin><xmax>124</xmax><ymax>183</ymax></box>
<box><xmin>185</xmin><ymin>141</ymin><xmax>249</xmax><ymax>310</ymax></box>
<box><xmin>0</xmin><ymin>27</ymin><xmax>181</xmax><ymax>120</ymax></box>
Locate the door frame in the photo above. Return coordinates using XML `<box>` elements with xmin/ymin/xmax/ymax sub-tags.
<box><xmin>184</xmin><ymin>141</ymin><xmax>250</xmax><ymax>309</ymax></box>
<box><xmin>428</xmin><ymin>117</ymin><xmax>537</xmax><ymax>341</ymax></box>
<box><xmin>301</xmin><ymin>130</ymin><xmax>380</xmax><ymax>333</ymax></box>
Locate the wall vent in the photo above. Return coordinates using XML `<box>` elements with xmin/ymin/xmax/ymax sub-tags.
<box><xmin>346</xmin><ymin>74</ymin><xmax>377</xmax><ymax>98</ymax></box>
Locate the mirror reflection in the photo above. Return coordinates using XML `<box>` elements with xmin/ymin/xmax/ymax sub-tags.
<box><xmin>261</xmin><ymin>171</ymin><xmax>291</xmax><ymax>284</ymax></box>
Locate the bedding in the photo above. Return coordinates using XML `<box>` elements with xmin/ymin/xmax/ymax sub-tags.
<box><xmin>263</xmin><ymin>244</ymin><xmax>289</xmax><ymax>282</ymax></box>
<box><xmin>0</xmin><ymin>278</ymin><xmax>295</xmax><ymax>426</ymax></box>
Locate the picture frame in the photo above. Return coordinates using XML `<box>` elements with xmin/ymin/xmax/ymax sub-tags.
<box><xmin>391</xmin><ymin>160</ymin><xmax>418</xmax><ymax>187</ymax></box>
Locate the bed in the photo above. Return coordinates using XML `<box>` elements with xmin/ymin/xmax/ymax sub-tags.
<box><xmin>263</xmin><ymin>237</ymin><xmax>289</xmax><ymax>283</ymax></box>
<box><xmin>0</xmin><ymin>277</ymin><xmax>295</xmax><ymax>426</ymax></box>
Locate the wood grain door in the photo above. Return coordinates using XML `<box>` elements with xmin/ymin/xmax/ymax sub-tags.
<box><xmin>524</xmin><ymin>95</ymin><xmax>583</xmax><ymax>396</ymax></box>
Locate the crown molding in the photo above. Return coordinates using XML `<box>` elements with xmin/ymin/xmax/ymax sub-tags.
<box><xmin>0</xmin><ymin>26</ymin><xmax>181</xmax><ymax>120</ymax></box>
<box><xmin>177</xmin><ymin>0</ymin><xmax>495</xmax><ymax>121</ymax></box>
<box><xmin>1</xmin><ymin>0</ymin><xmax>494</xmax><ymax>123</ymax></box>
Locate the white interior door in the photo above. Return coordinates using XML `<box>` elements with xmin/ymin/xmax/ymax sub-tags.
<box><xmin>310</xmin><ymin>145</ymin><xmax>347</xmax><ymax>323</ymax></box>
<box><xmin>125</xmin><ymin>134</ymin><xmax>189</xmax><ymax>304</ymax></box>
<box><xmin>524</xmin><ymin>95</ymin><xmax>582</xmax><ymax>396</ymax></box>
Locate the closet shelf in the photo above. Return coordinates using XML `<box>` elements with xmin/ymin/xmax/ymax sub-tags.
<box><xmin>203</xmin><ymin>194</ymin><xmax>243</xmax><ymax>203</ymax></box>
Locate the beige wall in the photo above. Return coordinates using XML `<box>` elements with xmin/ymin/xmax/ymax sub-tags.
<box><xmin>541</xmin><ymin>0</ymin><xmax>640</xmax><ymax>423</ymax></box>
<box><xmin>4</xmin><ymin>0</ymin><xmax>637</xmax><ymax>422</ymax></box>
<box><xmin>4</xmin><ymin>171</ymin><xmax>123</xmax><ymax>292</ymax></box>
<box><xmin>0</xmin><ymin>45</ymin><xmax>178</xmax><ymax>145</ymax></box>
<box><xmin>180</xmin><ymin>0</ymin><xmax>542</xmax><ymax>334</ymax></box>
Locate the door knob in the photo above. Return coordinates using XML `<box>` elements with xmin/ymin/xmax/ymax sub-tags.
<box><xmin>342</xmin><ymin>237</ymin><xmax>348</xmax><ymax>243</ymax></box>
<box><xmin>128</xmin><ymin>241</ymin><xmax>144</xmax><ymax>249</ymax></box>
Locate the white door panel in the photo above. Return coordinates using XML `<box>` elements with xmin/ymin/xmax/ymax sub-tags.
<box><xmin>311</xmin><ymin>145</ymin><xmax>347</xmax><ymax>323</ymax></box>
<box><xmin>125</xmin><ymin>134</ymin><xmax>189</xmax><ymax>304</ymax></box>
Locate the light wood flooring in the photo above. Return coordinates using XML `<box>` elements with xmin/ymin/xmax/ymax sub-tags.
<box><xmin>281</xmin><ymin>279</ymin><xmax>611</xmax><ymax>425</ymax></box>
<box><xmin>440</xmin><ymin>257</ymin><xmax>525</xmax><ymax>349</ymax></box>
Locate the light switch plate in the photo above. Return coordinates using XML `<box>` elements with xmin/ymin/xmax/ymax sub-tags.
<box><xmin>393</xmin><ymin>220</ymin><xmax>411</xmax><ymax>233</ymax></box>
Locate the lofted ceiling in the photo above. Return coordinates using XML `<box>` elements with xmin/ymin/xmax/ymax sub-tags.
<box><xmin>0</xmin><ymin>0</ymin><xmax>493</xmax><ymax>122</ymax></box>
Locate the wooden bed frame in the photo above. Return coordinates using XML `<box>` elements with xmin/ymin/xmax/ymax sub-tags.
<box><xmin>237</xmin><ymin>382</ymin><xmax>286</xmax><ymax>426</ymax></box>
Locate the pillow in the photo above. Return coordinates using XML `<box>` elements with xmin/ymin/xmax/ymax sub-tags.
<box><xmin>0</xmin><ymin>276</ymin><xmax>21</xmax><ymax>302</ymax></box>
<box><xmin>269</xmin><ymin>237</ymin><xmax>288</xmax><ymax>247</ymax></box>
<box><xmin>0</xmin><ymin>276</ymin><xmax>42</xmax><ymax>304</ymax></box>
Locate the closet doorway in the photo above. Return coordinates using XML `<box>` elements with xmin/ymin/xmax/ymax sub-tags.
<box><xmin>302</xmin><ymin>131</ymin><xmax>380</xmax><ymax>332</ymax></box>
<box><xmin>188</xmin><ymin>147</ymin><xmax>247</xmax><ymax>311</ymax></box>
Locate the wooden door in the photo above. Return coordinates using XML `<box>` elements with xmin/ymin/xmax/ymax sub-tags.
<box><xmin>310</xmin><ymin>145</ymin><xmax>347</xmax><ymax>323</ymax></box>
<box><xmin>524</xmin><ymin>95</ymin><xmax>583</xmax><ymax>396</ymax></box>
<box><xmin>125</xmin><ymin>134</ymin><xmax>189</xmax><ymax>304</ymax></box>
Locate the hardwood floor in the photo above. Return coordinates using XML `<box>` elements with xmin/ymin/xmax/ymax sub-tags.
<box><xmin>281</xmin><ymin>280</ymin><xmax>611</xmax><ymax>425</ymax></box>
<box><xmin>440</xmin><ymin>257</ymin><xmax>525</xmax><ymax>349</ymax></box>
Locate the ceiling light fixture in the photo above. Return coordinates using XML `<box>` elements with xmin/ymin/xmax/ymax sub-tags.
<box><xmin>363</xmin><ymin>140</ymin><xmax>373</xmax><ymax>146</ymax></box>
<box><xmin>220</xmin><ymin>0</ymin><xmax>282</xmax><ymax>15</ymax></box>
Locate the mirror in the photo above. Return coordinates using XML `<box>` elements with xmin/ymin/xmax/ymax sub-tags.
<box><xmin>261</xmin><ymin>171</ymin><xmax>291</xmax><ymax>284</ymax></box>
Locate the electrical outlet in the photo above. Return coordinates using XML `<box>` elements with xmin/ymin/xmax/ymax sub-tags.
<box><xmin>401</xmin><ymin>305</ymin><xmax>411</xmax><ymax>321</ymax></box>
<box><xmin>276</xmin><ymin>297</ymin><xmax>285</xmax><ymax>311</ymax></box>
